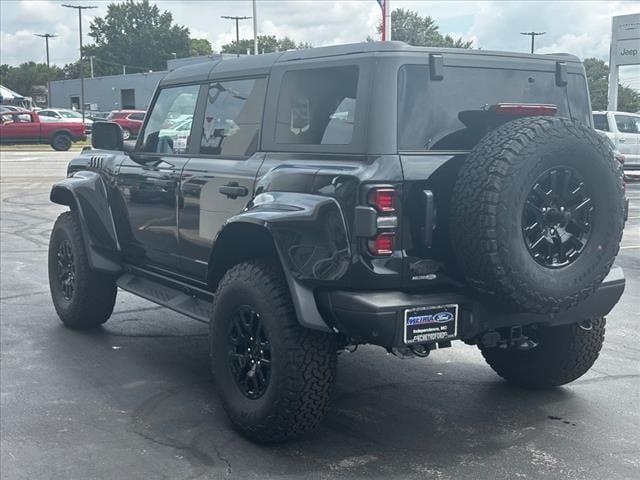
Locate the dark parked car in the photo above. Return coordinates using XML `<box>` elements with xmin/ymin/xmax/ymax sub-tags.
<box><xmin>106</xmin><ymin>109</ymin><xmax>145</xmax><ymax>139</ymax></box>
<box><xmin>48</xmin><ymin>42</ymin><xmax>626</xmax><ymax>443</ymax></box>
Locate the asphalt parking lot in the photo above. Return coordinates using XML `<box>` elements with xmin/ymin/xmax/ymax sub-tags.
<box><xmin>1</xmin><ymin>150</ymin><xmax>639</xmax><ymax>480</ymax></box>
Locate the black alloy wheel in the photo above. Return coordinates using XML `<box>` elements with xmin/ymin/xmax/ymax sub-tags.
<box><xmin>522</xmin><ymin>166</ymin><xmax>594</xmax><ymax>268</ymax></box>
<box><xmin>228</xmin><ymin>305</ymin><xmax>271</xmax><ymax>400</ymax></box>
<box><xmin>56</xmin><ymin>239</ymin><xmax>76</xmax><ymax>300</ymax></box>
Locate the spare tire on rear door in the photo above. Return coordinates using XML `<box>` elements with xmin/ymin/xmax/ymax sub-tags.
<box><xmin>450</xmin><ymin>116</ymin><xmax>625</xmax><ymax>313</ymax></box>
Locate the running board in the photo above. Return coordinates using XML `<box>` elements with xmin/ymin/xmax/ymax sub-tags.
<box><xmin>116</xmin><ymin>271</ymin><xmax>213</xmax><ymax>323</ymax></box>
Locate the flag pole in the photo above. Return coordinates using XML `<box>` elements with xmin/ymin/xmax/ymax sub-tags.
<box><xmin>381</xmin><ymin>1</ymin><xmax>386</xmax><ymax>41</ymax></box>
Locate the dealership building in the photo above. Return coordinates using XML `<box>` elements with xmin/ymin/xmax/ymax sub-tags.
<box><xmin>49</xmin><ymin>54</ymin><xmax>234</xmax><ymax>112</ymax></box>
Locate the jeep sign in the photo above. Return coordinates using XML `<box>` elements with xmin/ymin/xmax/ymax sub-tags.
<box><xmin>612</xmin><ymin>14</ymin><xmax>640</xmax><ymax>66</ymax></box>
<box><xmin>607</xmin><ymin>13</ymin><xmax>640</xmax><ymax>110</ymax></box>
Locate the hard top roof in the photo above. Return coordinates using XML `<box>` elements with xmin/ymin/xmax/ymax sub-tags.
<box><xmin>160</xmin><ymin>41</ymin><xmax>582</xmax><ymax>86</ymax></box>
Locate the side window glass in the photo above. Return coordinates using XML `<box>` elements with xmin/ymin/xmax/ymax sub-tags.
<box><xmin>140</xmin><ymin>84</ymin><xmax>199</xmax><ymax>154</ymax></box>
<box><xmin>200</xmin><ymin>78</ymin><xmax>266</xmax><ymax>156</ymax></box>
<box><xmin>615</xmin><ymin>115</ymin><xmax>638</xmax><ymax>134</ymax></box>
<box><xmin>275</xmin><ymin>66</ymin><xmax>359</xmax><ymax>145</ymax></box>
<box><xmin>592</xmin><ymin>114</ymin><xmax>609</xmax><ymax>132</ymax></box>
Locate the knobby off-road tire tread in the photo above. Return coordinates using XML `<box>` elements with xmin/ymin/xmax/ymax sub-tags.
<box><xmin>481</xmin><ymin>318</ymin><xmax>606</xmax><ymax>389</ymax></box>
<box><xmin>450</xmin><ymin>116</ymin><xmax>624</xmax><ymax>313</ymax></box>
<box><xmin>48</xmin><ymin>211</ymin><xmax>117</xmax><ymax>328</ymax></box>
<box><xmin>210</xmin><ymin>260</ymin><xmax>337</xmax><ymax>443</ymax></box>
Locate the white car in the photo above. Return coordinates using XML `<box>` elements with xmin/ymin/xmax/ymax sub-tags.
<box><xmin>593</xmin><ymin>111</ymin><xmax>640</xmax><ymax>169</ymax></box>
<box><xmin>38</xmin><ymin>108</ymin><xmax>93</xmax><ymax>134</ymax></box>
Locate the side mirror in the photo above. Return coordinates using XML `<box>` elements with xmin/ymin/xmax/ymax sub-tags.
<box><xmin>92</xmin><ymin>121</ymin><xmax>123</xmax><ymax>150</ymax></box>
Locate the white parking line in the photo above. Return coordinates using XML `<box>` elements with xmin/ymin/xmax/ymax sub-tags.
<box><xmin>620</xmin><ymin>245</ymin><xmax>640</xmax><ymax>250</ymax></box>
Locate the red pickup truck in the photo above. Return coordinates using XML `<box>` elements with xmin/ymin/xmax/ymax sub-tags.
<box><xmin>0</xmin><ymin>111</ymin><xmax>87</xmax><ymax>151</ymax></box>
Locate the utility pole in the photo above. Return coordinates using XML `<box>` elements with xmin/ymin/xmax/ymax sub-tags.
<box><xmin>252</xmin><ymin>0</ymin><xmax>258</xmax><ymax>55</ymax></box>
<box><xmin>62</xmin><ymin>4</ymin><xmax>97</xmax><ymax>124</ymax></box>
<box><xmin>520</xmin><ymin>31</ymin><xmax>546</xmax><ymax>54</ymax></box>
<box><xmin>89</xmin><ymin>56</ymin><xmax>94</xmax><ymax>78</ymax></box>
<box><xmin>221</xmin><ymin>15</ymin><xmax>252</xmax><ymax>58</ymax></box>
<box><xmin>34</xmin><ymin>33</ymin><xmax>57</xmax><ymax>107</ymax></box>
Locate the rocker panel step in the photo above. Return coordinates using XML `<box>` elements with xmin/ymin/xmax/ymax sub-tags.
<box><xmin>117</xmin><ymin>272</ymin><xmax>213</xmax><ymax>323</ymax></box>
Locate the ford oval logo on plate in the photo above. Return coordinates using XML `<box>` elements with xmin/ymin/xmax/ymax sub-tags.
<box><xmin>434</xmin><ymin>311</ymin><xmax>454</xmax><ymax>323</ymax></box>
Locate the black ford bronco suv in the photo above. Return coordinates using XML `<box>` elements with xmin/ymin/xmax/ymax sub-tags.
<box><xmin>48</xmin><ymin>42</ymin><xmax>626</xmax><ymax>443</ymax></box>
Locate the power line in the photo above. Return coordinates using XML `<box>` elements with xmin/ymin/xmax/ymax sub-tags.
<box><xmin>520</xmin><ymin>31</ymin><xmax>546</xmax><ymax>54</ymax></box>
<box><xmin>221</xmin><ymin>15</ymin><xmax>252</xmax><ymax>58</ymax></box>
<box><xmin>34</xmin><ymin>33</ymin><xmax>58</xmax><ymax>107</ymax></box>
<box><xmin>62</xmin><ymin>4</ymin><xmax>97</xmax><ymax>123</ymax></box>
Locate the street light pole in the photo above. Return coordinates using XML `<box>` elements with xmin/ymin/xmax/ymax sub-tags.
<box><xmin>252</xmin><ymin>0</ymin><xmax>258</xmax><ymax>55</ymax></box>
<box><xmin>62</xmin><ymin>4</ymin><xmax>97</xmax><ymax>124</ymax></box>
<box><xmin>34</xmin><ymin>33</ymin><xmax>57</xmax><ymax>107</ymax></box>
<box><xmin>221</xmin><ymin>15</ymin><xmax>252</xmax><ymax>58</ymax></box>
<box><xmin>520</xmin><ymin>31</ymin><xmax>546</xmax><ymax>54</ymax></box>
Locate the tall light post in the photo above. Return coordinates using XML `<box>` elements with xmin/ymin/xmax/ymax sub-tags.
<box><xmin>62</xmin><ymin>4</ymin><xmax>97</xmax><ymax>124</ymax></box>
<box><xmin>520</xmin><ymin>31</ymin><xmax>546</xmax><ymax>54</ymax></box>
<box><xmin>34</xmin><ymin>33</ymin><xmax>57</xmax><ymax>107</ymax></box>
<box><xmin>252</xmin><ymin>0</ymin><xmax>258</xmax><ymax>55</ymax></box>
<box><xmin>221</xmin><ymin>15</ymin><xmax>252</xmax><ymax>57</ymax></box>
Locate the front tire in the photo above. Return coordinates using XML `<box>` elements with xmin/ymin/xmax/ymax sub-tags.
<box><xmin>480</xmin><ymin>318</ymin><xmax>606</xmax><ymax>389</ymax></box>
<box><xmin>48</xmin><ymin>211</ymin><xmax>117</xmax><ymax>329</ymax></box>
<box><xmin>210</xmin><ymin>260</ymin><xmax>337</xmax><ymax>443</ymax></box>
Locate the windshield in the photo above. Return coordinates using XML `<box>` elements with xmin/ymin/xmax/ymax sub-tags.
<box><xmin>397</xmin><ymin>64</ymin><xmax>590</xmax><ymax>151</ymax></box>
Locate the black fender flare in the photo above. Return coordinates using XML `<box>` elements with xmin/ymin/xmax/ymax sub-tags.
<box><xmin>50</xmin><ymin>171</ymin><xmax>122</xmax><ymax>273</ymax></box>
<box><xmin>208</xmin><ymin>192</ymin><xmax>352</xmax><ymax>332</ymax></box>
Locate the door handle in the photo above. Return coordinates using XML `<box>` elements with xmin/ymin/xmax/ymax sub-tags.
<box><xmin>219</xmin><ymin>182</ymin><xmax>248</xmax><ymax>199</ymax></box>
<box><xmin>619</xmin><ymin>139</ymin><xmax>626</xmax><ymax>143</ymax></box>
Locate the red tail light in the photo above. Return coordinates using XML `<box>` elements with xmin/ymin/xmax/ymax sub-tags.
<box><xmin>368</xmin><ymin>188</ymin><xmax>397</xmax><ymax>213</ymax></box>
<box><xmin>368</xmin><ymin>232</ymin><xmax>395</xmax><ymax>256</ymax></box>
<box><xmin>494</xmin><ymin>103</ymin><xmax>558</xmax><ymax>116</ymax></box>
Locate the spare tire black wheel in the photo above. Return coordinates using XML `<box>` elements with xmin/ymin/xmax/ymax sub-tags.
<box><xmin>451</xmin><ymin>116</ymin><xmax>625</xmax><ymax>313</ymax></box>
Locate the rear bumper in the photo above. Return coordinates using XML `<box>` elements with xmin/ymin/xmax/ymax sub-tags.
<box><xmin>317</xmin><ymin>266</ymin><xmax>625</xmax><ymax>348</ymax></box>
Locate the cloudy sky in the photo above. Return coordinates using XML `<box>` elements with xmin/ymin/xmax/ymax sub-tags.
<box><xmin>1</xmin><ymin>0</ymin><xmax>638</xmax><ymax>87</ymax></box>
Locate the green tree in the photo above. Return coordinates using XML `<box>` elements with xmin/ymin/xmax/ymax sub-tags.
<box><xmin>85</xmin><ymin>0</ymin><xmax>191</xmax><ymax>76</ymax></box>
<box><xmin>221</xmin><ymin>35</ymin><xmax>310</xmax><ymax>55</ymax></box>
<box><xmin>0</xmin><ymin>62</ymin><xmax>65</xmax><ymax>97</ymax></box>
<box><xmin>61</xmin><ymin>60</ymin><xmax>91</xmax><ymax>80</ymax></box>
<box><xmin>376</xmin><ymin>9</ymin><xmax>472</xmax><ymax>48</ymax></box>
<box><xmin>190</xmin><ymin>38</ymin><xmax>213</xmax><ymax>57</ymax></box>
<box><xmin>583</xmin><ymin>57</ymin><xmax>639</xmax><ymax>112</ymax></box>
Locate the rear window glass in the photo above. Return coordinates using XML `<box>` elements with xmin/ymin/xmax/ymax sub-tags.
<box><xmin>276</xmin><ymin>66</ymin><xmax>358</xmax><ymax>145</ymax></box>
<box><xmin>593</xmin><ymin>114</ymin><xmax>609</xmax><ymax>131</ymax></box>
<box><xmin>398</xmin><ymin>65</ymin><xmax>584</xmax><ymax>151</ymax></box>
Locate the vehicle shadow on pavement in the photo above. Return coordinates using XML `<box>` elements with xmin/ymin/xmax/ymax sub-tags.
<box><xmin>43</xmin><ymin>316</ymin><xmax>577</xmax><ymax>479</ymax></box>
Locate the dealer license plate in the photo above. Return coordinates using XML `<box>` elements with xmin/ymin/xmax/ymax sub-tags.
<box><xmin>403</xmin><ymin>304</ymin><xmax>458</xmax><ymax>344</ymax></box>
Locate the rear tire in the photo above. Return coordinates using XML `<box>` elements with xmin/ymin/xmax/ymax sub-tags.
<box><xmin>51</xmin><ymin>133</ymin><xmax>72</xmax><ymax>151</ymax></box>
<box><xmin>210</xmin><ymin>260</ymin><xmax>337</xmax><ymax>443</ymax></box>
<box><xmin>480</xmin><ymin>318</ymin><xmax>606</xmax><ymax>389</ymax></box>
<box><xmin>48</xmin><ymin>211</ymin><xmax>117</xmax><ymax>329</ymax></box>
